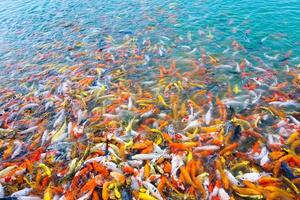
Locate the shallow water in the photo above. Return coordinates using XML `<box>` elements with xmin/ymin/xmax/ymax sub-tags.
<box><xmin>0</xmin><ymin>0</ymin><xmax>300</xmax><ymax>84</ymax></box>
<box><xmin>0</xmin><ymin>0</ymin><xmax>299</xmax><ymax>199</ymax></box>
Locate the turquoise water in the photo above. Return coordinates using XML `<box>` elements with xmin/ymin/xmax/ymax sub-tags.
<box><xmin>0</xmin><ymin>1</ymin><xmax>300</xmax><ymax>199</ymax></box>
<box><xmin>0</xmin><ymin>0</ymin><xmax>299</xmax><ymax>85</ymax></box>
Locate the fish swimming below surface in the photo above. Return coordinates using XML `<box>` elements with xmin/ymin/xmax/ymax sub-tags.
<box><xmin>0</xmin><ymin>0</ymin><xmax>299</xmax><ymax>199</ymax></box>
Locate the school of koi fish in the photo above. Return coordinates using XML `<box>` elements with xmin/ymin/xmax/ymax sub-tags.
<box><xmin>0</xmin><ymin>33</ymin><xmax>299</xmax><ymax>200</ymax></box>
<box><xmin>1</xmin><ymin>1</ymin><xmax>300</xmax><ymax>200</ymax></box>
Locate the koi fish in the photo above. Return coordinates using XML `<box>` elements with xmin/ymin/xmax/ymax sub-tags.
<box><xmin>139</xmin><ymin>192</ymin><xmax>157</xmax><ymax>200</ymax></box>
<box><xmin>194</xmin><ymin>145</ymin><xmax>220</xmax><ymax>152</ymax></box>
<box><xmin>205</xmin><ymin>103</ymin><xmax>213</xmax><ymax>125</ymax></box>
<box><xmin>269</xmin><ymin>100</ymin><xmax>300</xmax><ymax>108</ymax></box>
<box><xmin>131</xmin><ymin>153</ymin><xmax>170</xmax><ymax>160</ymax></box>
<box><xmin>19</xmin><ymin>196</ymin><xmax>42</xmax><ymax>200</ymax></box>
<box><xmin>11</xmin><ymin>141</ymin><xmax>23</xmax><ymax>159</ymax></box>
<box><xmin>237</xmin><ymin>172</ymin><xmax>270</xmax><ymax>182</ymax></box>
<box><xmin>183</xmin><ymin>120</ymin><xmax>201</xmax><ymax>131</ymax></box>
<box><xmin>142</xmin><ymin>181</ymin><xmax>163</xmax><ymax>200</ymax></box>
<box><xmin>0</xmin><ymin>166</ymin><xmax>17</xmax><ymax>178</ymax></box>
<box><xmin>264</xmin><ymin>53</ymin><xmax>280</xmax><ymax>60</ymax></box>
<box><xmin>224</xmin><ymin>169</ymin><xmax>242</xmax><ymax>186</ymax></box>
<box><xmin>171</xmin><ymin>155</ymin><xmax>184</xmax><ymax>178</ymax></box>
<box><xmin>50</xmin><ymin>121</ymin><xmax>67</xmax><ymax>143</ymax></box>
<box><xmin>11</xmin><ymin>188</ymin><xmax>32</xmax><ymax>197</ymax></box>
<box><xmin>43</xmin><ymin>186</ymin><xmax>52</xmax><ymax>200</ymax></box>
<box><xmin>260</xmin><ymin>35</ymin><xmax>269</xmax><ymax>43</ymax></box>
<box><xmin>218</xmin><ymin>188</ymin><xmax>230</xmax><ymax>200</ymax></box>
<box><xmin>0</xmin><ymin>183</ymin><xmax>4</xmax><ymax>198</ymax></box>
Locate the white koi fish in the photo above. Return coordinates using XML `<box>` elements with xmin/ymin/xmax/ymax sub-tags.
<box><xmin>11</xmin><ymin>188</ymin><xmax>32</xmax><ymax>197</ymax></box>
<box><xmin>224</xmin><ymin>170</ymin><xmax>241</xmax><ymax>186</ymax></box>
<box><xmin>237</xmin><ymin>172</ymin><xmax>270</xmax><ymax>182</ymax></box>
<box><xmin>0</xmin><ymin>183</ymin><xmax>4</xmax><ymax>198</ymax></box>
<box><xmin>171</xmin><ymin>155</ymin><xmax>184</xmax><ymax>179</ymax></box>
<box><xmin>143</xmin><ymin>181</ymin><xmax>163</xmax><ymax>200</ymax></box>
<box><xmin>205</xmin><ymin>103</ymin><xmax>213</xmax><ymax>125</ymax></box>
<box><xmin>218</xmin><ymin>188</ymin><xmax>230</xmax><ymax>200</ymax></box>
<box><xmin>183</xmin><ymin>120</ymin><xmax>201</xmax><ymax>131</ymax></box>
<box><xmin>264</xmin><ymin>53</ymin><xmax>280</xmax><ymax>60</ymax></box>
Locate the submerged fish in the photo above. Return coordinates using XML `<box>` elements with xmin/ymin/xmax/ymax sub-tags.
<box><xmin>0</xmin><ymin>8</ymin><xmax>298</xmax><ymax>200</ymax></box>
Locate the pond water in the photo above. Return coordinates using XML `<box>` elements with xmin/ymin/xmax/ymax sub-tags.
<box><xmin>0</xmin><ymin>0</ymin><xmax>299</xmax><ymax>199</ymax></box>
